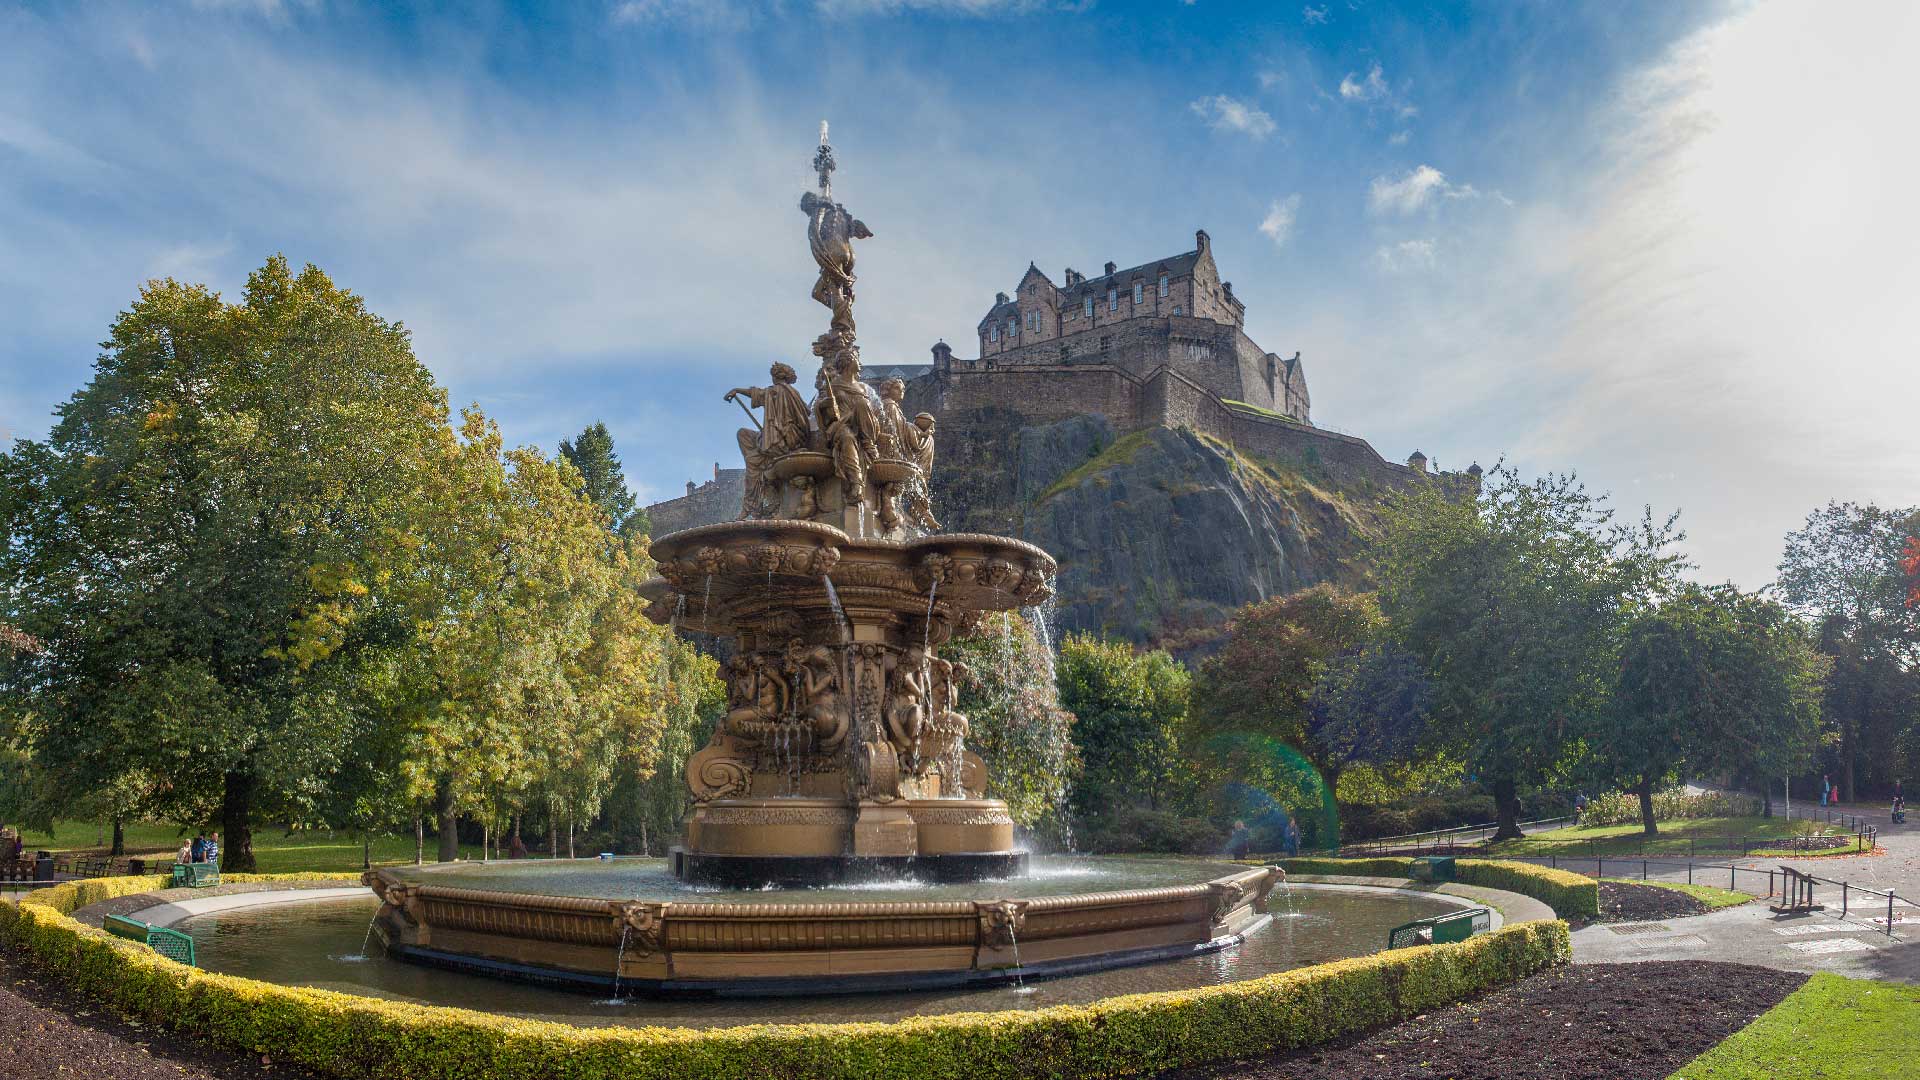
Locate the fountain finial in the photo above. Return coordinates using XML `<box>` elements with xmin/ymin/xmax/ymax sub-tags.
<box><xmin>813</xmin><ymin>119</ymin><xmax>836</xmax><ymax>196</ymax></box>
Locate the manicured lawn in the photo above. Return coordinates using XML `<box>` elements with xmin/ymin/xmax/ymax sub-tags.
<box><xmin>1486</xmin><ymin>816</ymin><xmax>1866</xmax><ymax>858</ymax></box>
<box><xmin>1671</xmin><ymin>973</ymin><xmax>1920</xmax><ymax>1079</ymax></box>
<box><xmin>9</xmin><ymin>819</ymin><xmax>484</xmax><ymax>871</ymax></box>
<box><xmin>1601</xmin><ymin>877</ymin><xmax>1754</xmax><ymax>910</ymax></box>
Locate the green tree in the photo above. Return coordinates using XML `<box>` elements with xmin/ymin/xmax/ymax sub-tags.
<box><xmin>1593</xmin><ymin>585</ymin><xmax>1827</xmax><ymax>835</ymax></box>
<box><xmin>1374</xmin><ymin>464</ymin><xmax>1681</xmax><ymax>839</ymax></box>
<box><xmin>0</xmin><ymin>258</ymin><xmax>445</xmax><ymax>870</ymax></box>
<box><xmin>559</xmin><ymin>421</ymin><xmax>646</xmax><ymax>538</ymax></box>
<box><xmin>1056</xmin><ymin>634</ymin><xmax>1191</xmax><ymax>822</ymax></box>
<box><xmin>1777</xmin><ymin>501</ymin><xmax>1920</xmax><ymax>800</ymax></box>
<box><xmin>941</xmin><ymin>612</ymin><xmax>1078</xmax><ymax>841</ymax></box>
<box><xmin>1191</xmin><ymin>586</ymin><xmax>1407</xmax><ymax>801</ymax></box>
<box><xmin>386</xmin><ymin>408</ymin><xmax>682</xmax><ymax>861</ymax></box>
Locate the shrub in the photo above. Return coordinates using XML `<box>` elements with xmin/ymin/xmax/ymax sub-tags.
<box><xmin>1274</xmin><ymin>856</ymin><xmax>1599</xmax><ymax>918</ymax></box>
<box><xmin>1075</xmin><ymin>807</ymin><xmax>1229</xmax><ymax>855</ymax></box>
<box><xmin>1337</xmin><ymin>788</ymin><xmax>1572</xmax><ymax>841</ymax></box>
<box><xmin>1579</xmin><ymin>790</ymin><xmax>1761</xmax><ymax>828</ymax></box>
<box><xmin>0</xmin><ymin>874</ymin><xmax>1569</xmax><ymax>1080</ymax></box>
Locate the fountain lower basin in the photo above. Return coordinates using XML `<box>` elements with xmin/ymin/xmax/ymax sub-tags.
<box><xmin>365</xmin><ymin>858</ymin><xmax>1282</xmax><ymax>996</ymax></box>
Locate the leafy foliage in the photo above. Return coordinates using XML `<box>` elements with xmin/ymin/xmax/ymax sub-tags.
<box><xmin>559</xmin><ymin>421</ymin><xmax>646</xmax><ymax>538</ymax></box>
<box><xmin>941</xmin><ymin>613</ymin><xmax>1077</xmax><ymax>839</ymax></box>
<box><xmin>1373</xmin><ymin>464</ymin><xmax>1682</xmax><ymax>838</ymax></box>
<box><xmin>0</xmin><ymin>258</ymin><xmax>446</xmax><ymax>869</ymax></box>
<box><xmin>1590</xmin><ymin>585</ymin><xmax>1826</xmax><ymax>833</ymax></box>
<box><xmin>1056</xmin><ymin>633</ymin><xmax>1194</xmax><ymax>827</ymax></box>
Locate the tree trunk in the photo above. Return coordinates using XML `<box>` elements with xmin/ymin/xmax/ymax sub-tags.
<box><xmin>640</xmin><ymin>817</ymin><xmax>650</xmax><ymax>858</ymax></box>
<box><xmin>510</xmin><ymin>812</ymin><xmax>522</xmax><ymax>858</ymax></box>
<box><xmin>1638</xmin><ymin>779</ymin><xmax>1659</xmax><ymax>836</ymax></box>
<box><xmin>1490</xmin><ymin>776</ymin><xmax>1524</xmax><ymax>841</ymax></box>
<box><xmin>110</xmin><ymin>819</ymin><xmax>125</xmax><ymax>857</ymax></box>
<box><xmin>436</xmin><ymin>780</ymin><xmax>458</xmax><ymax>862</ymax></box>
<box><xmin>220</xmin><ymin>769</ymin><xmax>258</xmax><ymax>872</ymax></box>
<box><xmin>413</xmin><ymin>816</ymin><xmax>424</xmax><ymax>865</ymax></box>
<box><xmin>549</xmin><ymin>821</ymin><xmax>559</xmax><ymax>859</ymax></box>
<box><xmin>567</xmin><ymin>818</ymin><xmax>576</xmax><ymax>860</ymax></box>
<box><xmin>1842</xmin><ymin>718</ymin><xmax>1857</xmax><ymax>805</ymax></box>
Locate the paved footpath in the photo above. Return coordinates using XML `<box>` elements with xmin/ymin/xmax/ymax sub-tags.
<box><xmin>1569</xmin><ymin>810</ymin><xmax>1920</xmax><ymax>983</ymax></box>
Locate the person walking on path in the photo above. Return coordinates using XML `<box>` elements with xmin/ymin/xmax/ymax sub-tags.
<box><xmin>1821</xmin><ymin>775</ymin><xmax>1831</xmax><ymax>808</ymax></box>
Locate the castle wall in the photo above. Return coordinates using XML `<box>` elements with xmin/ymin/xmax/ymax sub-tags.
<box><xmin>647</xmin><ymin>469</ymin><xmax>746</xmax><ymax>537</ymax></box>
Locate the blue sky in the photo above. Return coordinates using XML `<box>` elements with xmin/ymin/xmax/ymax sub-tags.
<box><xmin>3</xmin><ymin>1</ymin><xmax>1916</xmax><ymax>588</ymax></box>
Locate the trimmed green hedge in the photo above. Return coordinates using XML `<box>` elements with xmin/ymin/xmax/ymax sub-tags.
<box><xmin>1275</xmin><ymin>857</ymin><xmax>1600</xmax><ymax>918</ymax></box>
<box><xmin>0</xmin><ymin>874</ymin><xmax>1570</xmax><ymax>1080</ymax></box>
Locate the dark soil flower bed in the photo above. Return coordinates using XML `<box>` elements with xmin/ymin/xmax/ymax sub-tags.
<box><xmin>1160</xmin><ymin>961</ymin><xmax>1806</xmax><ymax>1080</ymax></box>
<box><xmin>1584</xmin><ymin>880</ymin><xmax>1712</xmax><ymax>925</ymax></box>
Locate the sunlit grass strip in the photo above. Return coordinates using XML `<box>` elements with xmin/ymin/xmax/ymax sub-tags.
<box><xmin>1</xmin><ymin>874</ymin><xmax>1569</xmax><ymax>1080</ymax></box>
<box><xmin>1273</xmin><ymin>857</ymin><xmax>1600</xmax><ymax>918</ymax></box>
<box><xmin>1597</xmin><ymin>878</ymin><xmax>1753</xmax><ymax>910</ymax></box>
<box><xmin>1669</xmin><ymin>973</ymin><xmax>1920</xmax><ymax>1079</ymax></box>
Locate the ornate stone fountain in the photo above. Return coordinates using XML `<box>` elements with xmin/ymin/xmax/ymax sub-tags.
<box><xmin>642</xmin><ymin>124</ymin><xmax>1056</xmax><ymax>886</ymax></box>
<box><xmin>362</xmin><ymin>129</ymin><xmax>1280</xmax><ymax>996</ymax></box>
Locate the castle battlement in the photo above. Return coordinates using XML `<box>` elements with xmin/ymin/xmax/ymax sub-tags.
<box><xmin>956</xmin><ymin>229</ymin><xmax>1309</xmax><ymax>423</ymax></box>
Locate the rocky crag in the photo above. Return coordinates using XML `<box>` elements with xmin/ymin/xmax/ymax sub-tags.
<box><xmin>932</xmin><ymin>411</ymin><xmax>1396</xmax><ymax>650</ymax></box>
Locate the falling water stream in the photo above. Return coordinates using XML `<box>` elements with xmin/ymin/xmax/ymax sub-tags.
<box><xmin>601</xmin><ymin>922</ymin><xmax>632</xmax><ymax>1005</ymax></box>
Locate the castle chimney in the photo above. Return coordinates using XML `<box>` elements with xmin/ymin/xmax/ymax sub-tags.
<box><xmin>1223</xmin><ymin>281</ymin><xmax>1234</xmax><ymax>298</ymax></box>
<box><xmin>995</xmin><ymin>291</ymin><xmax>1010</xmax><ymax>305</ymax></box>
<box><xmin>1196</xmin><ymin>229</ymin><xmax>1210</xmax><ymax>254</ymax></box>
<box><xmin>1407</xmin><ymin>451</ymin><xmax>1428</xmax><ymax>474</ymax></box>
<box><xmin>932</xmin><ymin>340</ymin><xmax>953</xmax><ymax>368</ymax></box>
<box><xmin>1103</xmin><ymin>261</ymin><xmax>1116</xmax><ymax>277</ymax></box>
<box><xmin>713</xmin><ymin>461</ymin><xmax>720</xmax><ymax>480</ymax></box>
<box><xmin>686</xmin><ymin>480</ymin><xmax>697</xmax><ymax>496</ymax></box>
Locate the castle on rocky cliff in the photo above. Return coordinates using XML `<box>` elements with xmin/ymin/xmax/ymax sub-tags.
<box><xmin>649</xmin><ymin>230</ymin><xmax>1463</xmax><ymax>539</ymax></box>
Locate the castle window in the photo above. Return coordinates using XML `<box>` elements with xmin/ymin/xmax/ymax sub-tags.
<box><xmin>1172</xmin><ymin>305</ymin><xmax>1183</xmax><ymax>316</ymax></box>
<box><xmin>1084</xmin><ymin>295</ymin><xmax>1094</xmax><ymax>318</ymax></box>
<box><xmin>989</xmin><ymin>323</ymin><xmax>998</xmax><ymax>343</ymax></box>
<box><xmin>1159</xmin><ymin>273</ymin><xmax>1169</xmax><ymax>297</ymax></box>
<box><xmin>1107</xmin><ymin>287</ymin><xmax>1117</xmax><ymax>312</ymax></box>
<box><xmin>1132</xmin><ymin>282</ymin><xmax>1144</xmax><ymax>305</ymax></box>
<box><xmin>1007</xmin><ymin>318</ymin><xmax>1016</xmax><ymax>338</ymax></box>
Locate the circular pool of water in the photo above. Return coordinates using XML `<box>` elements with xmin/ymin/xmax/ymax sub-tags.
<box><xmin>174</xmin><ymin>859</ymin><xmax>1471</xmax><ymax>1027</ymax></box>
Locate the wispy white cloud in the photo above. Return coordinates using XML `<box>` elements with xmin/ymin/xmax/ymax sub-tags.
<box><xmin>1189</xmin><ymin>94</ymin><xmax>1276</xmax><ymax>139</ymax></box>
<box><xmin>1367</xmin><ymin>164</ymin><xmax>1478</xmax><ymax>215</ymax></box>
<box><xmin>1259</xmin><ymin>194</ymin><xmax>1302</xmax><ymax>248</ymax></box>
<box><xmin>1373</xmin><ymin>238</ymin><xmax>1435</xmax><ymax>272</ymax></box>
<box><xmin>1302</xmin><ymin>4</ymin><xmax>1328</xmax><ymax>25</ymax></box>
<box><xmin>1387</xmin><ymin>129</ymin><xmax>1410</xmax><ymax>146</ymax></box>
<box><xmin>1338</xmin><ymin>63</ymin><xmax>1387</xmax><ymax>102</ymax></box>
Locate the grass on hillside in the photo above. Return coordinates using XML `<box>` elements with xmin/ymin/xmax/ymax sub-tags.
<box><xmin>1486</xmin><ymin>816</ymin><xmax>1866</xmax><ymax>858</ymax></box>
<box><xmin>1600</xmin><ymin>878</ymin><xmax>1754</xmax><ymax>910</ymax></box>
<box><xmin>10</xmin><ymin>819</ymin><xmax>484</xmax><ymax>872</ymax></box>
<box><xmin>1671</xmin><ymin>973</ymin><xmax>1920</xmax><ymax>1079</ymax></box>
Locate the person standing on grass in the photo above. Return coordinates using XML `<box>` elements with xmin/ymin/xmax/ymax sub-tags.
<box><xmin>190</xmin><ymin>833</ymin><xmax>206</xmax><ymax>863</ymax></box>
<box><xmin>205</xmin><ymin>832</ymin><xmax>220</xmax><ymax>867</ymax></box>
<box><xmin>1821</xmin><ymin>775</ymin><xmax>1831</xmax><ymax>807</ymax></box>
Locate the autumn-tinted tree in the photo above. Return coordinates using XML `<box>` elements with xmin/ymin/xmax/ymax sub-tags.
<box><xmin>1192</xmin><ymin>586</ymin><xmax>1425</xmax><ymax>802</ymax></box>
<box><xmin>560</xmin><ymin>421</ymin><xmax>646</xmax><ymax>538</ymax></box>
<box><xmin>1374</xmin><ymin>464</ymin><xmax>1681</xmax><ymax>839</ymax></box>
<box><xmin>0</xmin><ymin>259</ymin><xmax>445</xmax><ymax>870</ymax></box>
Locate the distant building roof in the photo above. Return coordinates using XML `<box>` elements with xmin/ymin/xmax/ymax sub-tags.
<box><xmin>978</xmin><ymin>247</ymin><xmax>1204</xmax><ymax>328</ymax></box>
<box><xmin>863</xmin><ymin>363</ymin><xmax>933</xmax><ymax>382</ymax></box>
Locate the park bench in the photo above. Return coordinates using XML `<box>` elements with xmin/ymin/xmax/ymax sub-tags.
<box><xmin>1387</xmin><ymin>906</ymin><xmax>1491</xmax><ymax>949</ymax></box>
<box><xmin>170</xmin><ymin>861</ymin><xmax>221</xmax><ymax>888</ymax></box>
<box><xmin>102</xmin><ymin>913</ymin><xmax>196</xmax><ymax>966</ymax></box>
